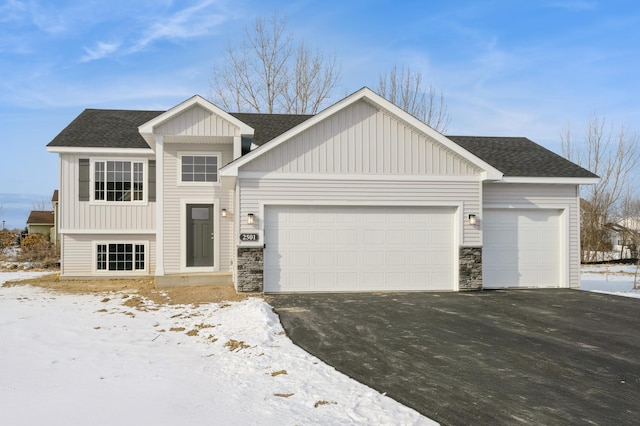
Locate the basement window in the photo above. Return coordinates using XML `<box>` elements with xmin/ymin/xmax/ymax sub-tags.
<box><xmin>96</xmin><ymin>243</ymin><xmax>145</xmax><ymax>272</ymax></box>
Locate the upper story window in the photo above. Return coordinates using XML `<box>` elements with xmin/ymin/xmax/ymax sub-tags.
<box><xmin>180</xmin><ymin>153</ymin><xmax>219</xmax><ymax>183</ymax></box>
<box><xmin>94</xmin><ymin>160</ymin><xmax>144</xmax><ymax>202</ymax></box>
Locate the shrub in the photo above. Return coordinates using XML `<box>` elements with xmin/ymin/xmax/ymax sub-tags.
<box><xmin>0</xmin><ymin>229</ymin><xmax>16</xmax><ymax>250</ymax></box>
<box><xmin>19</xmin><ymin>234</ymin><xmax>60</xmax><ymax>268</ymax></box>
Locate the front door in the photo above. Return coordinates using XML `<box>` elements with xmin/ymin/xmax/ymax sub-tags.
<box><xmin>187</xmin><ymin>204</ymin><xmax>214</xmax><ymax>267</ymax></box>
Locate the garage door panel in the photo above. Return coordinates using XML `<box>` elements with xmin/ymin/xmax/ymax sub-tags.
<box><xmin>484</xmin><ymin>209</ymin><xmax>561</xmax><ymax>288</ymax></box>
<box><xmin>264</xmin><ymin>205</ymin><xmax>455</xmax><ymax>292</ymax></box>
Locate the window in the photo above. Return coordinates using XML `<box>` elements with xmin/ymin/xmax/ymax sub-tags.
<box><xmin>96</xmin><ymin>243</ymin><xmax>145</xmax><ymax>271</ymax></box>
<box><xmin>94</xmin><ymin>160</ymin><xmax>144</xmax><ymax>202</ymax></box>
<box><xmin>181</xmin><ymin>155</ymin><xmax>218</xmax><ymax>183</ymax></box>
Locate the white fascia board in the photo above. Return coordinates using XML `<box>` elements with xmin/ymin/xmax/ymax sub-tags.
<box><xmin>138</xmin><ymin>95</ymin><xmax>254</xmax><ymax>136</ymax></box>
<box><xmin>238</xmin><ymin>171</ymin><xmax>482</xmax><ymax>182</ymax></box>
<box><xmin>59</xmin><ymin>228</ymin><xmax>157</xmax><ymax>235</ymax></box>
<box><xmin>220</xmin><ymin>87</ymin><xmax>504</xmax><ymax>180</ymax></box>
<box><xmin>46</xmin><ymin>147</ymin><xmax>154</xmax><ymax>155</ymax></box>
<box><xmin>498</xmin><ymin>177</ymin><xmax>600</xmax><ymax>185</ymax></box>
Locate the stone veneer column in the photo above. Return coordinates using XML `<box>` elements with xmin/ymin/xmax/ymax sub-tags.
<box><xmin>236</xmin><ymin>247</ymin><xmax>264</xmax><ymax>292</ymax></box>
<box><xmin>459</xmin><ymin>247</ymin><xmax>482</xmax><ymax>291</ymax></box>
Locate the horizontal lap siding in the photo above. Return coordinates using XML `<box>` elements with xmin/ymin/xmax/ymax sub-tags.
<box><xmin>163</xmin><ymin>143</ymin><xmax>234</xmax><ymax>273</ymax></box>
<box><xmin>483</xmin><ymin>183</ymin><xmax>581</xmax><ymax>287</ymax></box>
<box><xmin>62</xmin><ymin>234</ymin><xmax>156</xmax><ymax>277</ymax></box>
<box><xmin>242</xmin><ymin>100</ymin><xmax>479</xmax><ymax>176</ymax></box>
<box><xmin>60</xmin><ymin>154</ymin><xmax>155</xmax><ymax>231</ymax></box>
<box><xmin>239</xmin><ymin>178</ymin><xmax>481</xmax><ymax>245</ymax></box>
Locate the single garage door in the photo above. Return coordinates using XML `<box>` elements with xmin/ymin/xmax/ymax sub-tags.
<box><xmin>264</xmin><ymin>205</ymin><xmax>455</xmax><ymax>293</ymax></box>
<box><xmin>483</xmin><ymin>209</ymin><xmax>561</xmax><ymax>288</ymax></box>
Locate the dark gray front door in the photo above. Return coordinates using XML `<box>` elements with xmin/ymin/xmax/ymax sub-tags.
<box><xmin>187</xmin><ymin>204</ymin><xmax>214</xmax><ymax>267</ymax></box>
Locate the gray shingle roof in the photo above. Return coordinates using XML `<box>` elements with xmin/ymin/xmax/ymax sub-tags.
<box><xmin>446</xmin><ymin>136</ymin><xmax>598</xmax><ymax>178</ymax></box>
<box><xmin>47</xmin><ymin>107</ymin><xmax>596</xmax><ymax>179</ymax></box>
<box><xmin>47</xmin><ymin>109</ymin><xmax>163</xmax><ymax>149</ymax></box>
<box><xmin>229</xmin><ymin>113</ymin><xmax>313</xmax><ymax>145</ymax></box>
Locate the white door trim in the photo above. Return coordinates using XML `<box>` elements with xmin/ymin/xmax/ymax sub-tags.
<box><xmin>180</xmin><ymin>197</ymin><xmax>221</xmax><ymax>273</ymax></box>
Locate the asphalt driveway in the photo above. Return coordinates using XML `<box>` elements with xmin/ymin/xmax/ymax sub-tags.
<box><xmin>268</xmin><ymin>290</ymin><xmax>640</xmax><ymax>425</ymax></box>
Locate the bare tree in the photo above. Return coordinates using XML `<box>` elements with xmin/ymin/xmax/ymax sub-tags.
<box><xmin>32</xmin><ymin>200</ymin><xmax>50</xmax><ymax>211</ymax></box>
<box><xmin>562</xmin><ymin>115</ymin><xmax>640</xmax><ymax>262</ymax></box>
<box><xmin>377</xmin><ymin>66</ymin><xmax>450</xmax><ymax>133</ymax></box>
<box><xmin>211</xmin><ymin>14</ymin><xmax>340</xmax><ymax>114</ymax></box>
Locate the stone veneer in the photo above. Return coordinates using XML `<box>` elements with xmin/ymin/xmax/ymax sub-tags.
<box><xmin>236</xmin><ymin>247</ymin><xmax>264</xmax><ymax>292</ymax></box>
<box><xmin>459</xmin><ymin>246</ymin><xmax>482</xmax><ymax>291</ymax></box>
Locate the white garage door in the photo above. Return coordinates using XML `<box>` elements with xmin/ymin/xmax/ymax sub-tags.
<box><xmin>264</xmin><ymin>206</ymin><xmax>455</xmax><ymax>293</ymax></box>
<box><xmin>483</xmin><ymin>209</ymin><xmax>561</xmax><ymax>288</ymax></box>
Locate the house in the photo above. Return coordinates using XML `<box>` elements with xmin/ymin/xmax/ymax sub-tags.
<box><xmin>46</xmin><ymin>88</ymin><xmax>598</xmax><ymax>292</ymax></box>
<box><xmin>51</xmin><ymin>189</ymin><xmax>59</xmax><ymax>245</ymax></box>
<box><xmin>26</xmin><ymin>210</ymin><xmax>55</xmax><ymax>241</ymax></box>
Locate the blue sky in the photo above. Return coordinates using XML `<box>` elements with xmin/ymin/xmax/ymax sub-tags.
<box><xmin>1</xmin><ymin>0</ymin><xmax>638</xmax><ymax>229</ymax></box>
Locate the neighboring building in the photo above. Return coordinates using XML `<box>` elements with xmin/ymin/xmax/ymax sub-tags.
<box><xmin>51</xmin><ymin>189</ymin><xmax>59</xmax><ymax>245</ymax></box>
<box><xmin>26</xmin><ymin>210</ymin><xmax>55</xmax><ymax>241</ymax></box>
<box><xmin>46</xmin><ymin>88</ymin><xmax>598</xmax><ymax>292</ymax></box>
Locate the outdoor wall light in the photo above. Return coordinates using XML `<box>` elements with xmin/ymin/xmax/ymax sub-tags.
<box><xmin>468</xmin><ymin>214</ymin><xmax>477</xmax><ymax>225</ymax></box>
<box><xmin>221</xmin><ymin>208</ymin><xmax>227</xmax><ymax>218</ymax></box>
<box><xmin>247</xmin><ymin>213</ymin><xmax>255</xmax><ymax>225</ymax></box>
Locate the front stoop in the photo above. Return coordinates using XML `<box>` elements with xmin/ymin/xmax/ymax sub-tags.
<box><xmin>155</xmin><ymin>272</ymin><xmax>234</xmax><ymax>288</ymax></box>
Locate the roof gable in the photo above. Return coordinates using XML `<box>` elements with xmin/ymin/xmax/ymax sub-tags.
<box><xmin>220</xmin><ymin>87</ymin><xmax>503</xmax><ymax>180</ymax></box>
<box><xmin>138</xmin><ymin>95</ymin><xmax>253</xmax><ymax>136</ymax></box>
<box><xmin>239</xmin><ymin>99</ymin><xmax>482</xmax><ymax>176</ymax></box>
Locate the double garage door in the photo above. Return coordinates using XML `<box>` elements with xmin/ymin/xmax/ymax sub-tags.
<box><xmin>483</xmin><ymin>209</ymin><xmax>562</xmax><ymax>288</ymax></box>
<box><xmin>264</xmin><ymin>205</ymin><xmax>455</xmax><ymax>293</ymax></box>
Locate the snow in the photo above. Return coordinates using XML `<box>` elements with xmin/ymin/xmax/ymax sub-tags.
<box><xmin>0</xmin><ymin>272</ymin><xmax>434</xmax><ymax>426</ymax></box>
<box><xmin>580</xmin><ymin>264</ymin><xmax>640</xmax><ymax>299</ymax></box>
<box><xmin>3</xmin><ymin>265</ymin><xmax>639</xmax><ymax>426</ymax></box>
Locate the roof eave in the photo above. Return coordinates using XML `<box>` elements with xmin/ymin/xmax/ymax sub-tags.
<box><xmin>47</xmin><ymin>146</ymin><xmax>154</xmax><ymax>155</ymax></box>
<box><xmin>496</xmin><ymin>176</ymin><xmax>600</xmax><ymax>185</ymax></box>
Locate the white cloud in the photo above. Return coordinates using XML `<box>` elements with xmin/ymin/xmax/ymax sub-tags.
<box><xmin>80</xmin><ymin>41</ymin><xmax>121</xmax><ymax>62</ymax></box>
<box><xmin>0</xmin><ymin>0</ymin><xmax>27</xmax><ymax>23</ymax></box>
<box><xmin>129</xmin><ymin>0</ymin><xmax>227</xmax><ymax>53</ymax></box>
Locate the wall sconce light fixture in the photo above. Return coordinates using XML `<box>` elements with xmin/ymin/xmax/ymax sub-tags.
<box><xmin>221</xmin><ymin>208</ymin><xmax>227</xmax><ymax>218</ymax></box>
<box><xmin>468</xmin><ymin>214</ymin><xmax>477</xmax><ymax>225</ymax></box>
<box><xmin>247</xmin><ymin>213</ymin><xmax>255</xmax><ymax>225</ymax></box>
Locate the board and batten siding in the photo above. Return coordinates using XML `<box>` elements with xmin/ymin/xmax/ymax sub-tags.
<box><xmin>61</xmin><ymin>234</ymin><xmax>156</xmax><ymax>277</ymax></box>
<box><xmin>483</xmin><ymin>183</ymin><xmax>581</xmax><ymax>288</ymax></box>
<box><xmin>162</xmin><ymin>142</ymin><xmax>235</xmax><ymax>273</ymax></box>
<box><xmin>155</xmin><ymin>105</ymin><xmax>239</xmax><ymax>137</ymax></box>
<box><xmin>243</xmin><ymin>100</ymin><xmax>480</xmax><ymax>176</ymax></box>
<box><xmin>238</xmin><ymin>178</ymin><xmax>481</xmax><ymax>245</ymax></box>
<box><xmin>59</xmin><ymin>153</ymin><xmax>155</xmax><ymax>232</ymax></box>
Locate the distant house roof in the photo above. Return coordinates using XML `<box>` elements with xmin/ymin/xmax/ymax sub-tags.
<box><xmin>447</xmin><ymin>136</ymin><xmax>598</xmax><ymax>178</ymax></box>
<box><xmin>46</xmin><ymin>104</ymin><xmax>597</xmax><ymax>179</ymax></box>
<box><xmin>52</xmin><ymin>189</ymin><xmax>58</xmax><ymax>202</ymax></box>
<box><xmin>27</xmin><ymin>210</ymin><xmax>54</xmax><ymax>225</ymax></box>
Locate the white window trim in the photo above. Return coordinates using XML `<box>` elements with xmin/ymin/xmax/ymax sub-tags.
<box><xmin>177</xmin><ymin>151</ymin><xmax>222</xmax><ymax>187</ymax></box>
<box><xmin>90</xmin><ymin>157</ymin><xmax>148</xmax><ymax>205</ymax></box>
<box><xmin>93</xmin><ymin>240</ymin><xmax>149</xmax><ymax>275</ymax></box>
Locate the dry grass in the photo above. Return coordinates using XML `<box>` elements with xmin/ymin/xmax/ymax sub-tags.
<box><xmin>3</xmin><ymin>273</ymin><xmax>253</xmax><ymax>306</ymax></box>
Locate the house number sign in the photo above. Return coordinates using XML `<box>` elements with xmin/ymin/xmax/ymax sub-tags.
<box><xmin>240</xmin><ymin>233</ymin><xmax>259</xmax><ymax>242</ymax></box>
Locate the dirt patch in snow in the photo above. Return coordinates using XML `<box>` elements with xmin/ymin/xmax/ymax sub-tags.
<box><xmin>3</xmin><ymin>273</ymin><xmax>252</xmax><ymax>305</ymax></box>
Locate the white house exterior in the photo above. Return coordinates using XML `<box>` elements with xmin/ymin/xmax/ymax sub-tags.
<box><xmin>47</xmin><ymin>88</ymin><xmax>598</xmax><ymax>292</ymax></box>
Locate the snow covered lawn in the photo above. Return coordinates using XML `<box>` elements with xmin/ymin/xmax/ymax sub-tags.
<box><xmin>580</xmin><ymin>264</ymin><xmax>640</xmax><ymax>299</ymax></box>
<box><xmin>0</xmin><ymin>272</ymin><xmax>433</xmax><ymax>426</ymax></box>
